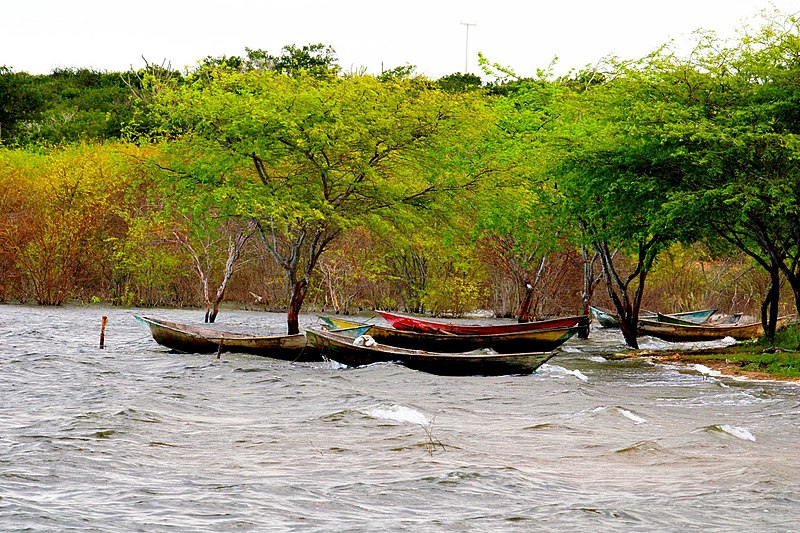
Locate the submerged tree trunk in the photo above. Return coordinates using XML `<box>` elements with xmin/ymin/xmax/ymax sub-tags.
<box><xmin>579</xmin><ymin>245</ymin><xmax>605</xmax><ymax>339</ymax></box>
<box><xmin>207</xmin><ymin>229</ymin><xmax>253</xmax><ymax>323</ymax></box>
<box><xmin>517</xmin><ymin>255</ymin><xmax>546</xmax><ymax>323</ymax></box>
<box><xmin>287</xmin><ymin>279</ymin><xmax>308</xmax><ymax>335</ymax></box>
<box><xmin>594</xmin><ymin>239</ymin><xmax>653</xmax><ymax>349</ymax></box>
<box><xmin>760</xmin><ymin>263</ymin><xmax>781</xmax><ymax>342</ymax></box>
<box><xmin>518</xmin><ymin>283</ymin><xmax>535</xmax><ymax>322</ymax></box>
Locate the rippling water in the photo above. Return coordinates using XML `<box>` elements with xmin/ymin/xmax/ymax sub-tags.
<box><xmin>2</xmin><ymin>305</ymin><xmax>799</xmax><ymax>531</ymax></box>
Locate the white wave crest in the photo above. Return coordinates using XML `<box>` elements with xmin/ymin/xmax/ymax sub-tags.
<box><xmin>718</xmin><ymin>424</ymin><xmax>756</xmax><ymax>441</ymax></box>
<box><xmin>694</xmin><ymin>364</ymin><xmax>723</xmax><ymax>377</ymax></box>
<box><xmin>363</xmin><ymin>404</ymin><xmax>429</xmax><ymax>425</ymax></box>
<box><xmin>543</xmin><ymin>365</ymin><xmax>589</xmax><ymax>381</ymax></box>
<box><xmin>571</xmin><ymin>369</ymin><xmax>589</xmax><ymax>381</ymax></box>
<box><xmin>619</xmin><ymin>408</ymin><xmax>647</xmax><ymax>425</ymax></box>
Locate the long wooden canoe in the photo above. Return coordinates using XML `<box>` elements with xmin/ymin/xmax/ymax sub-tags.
<box><xmin>135</xmin><ymin>315</ymin><xmax>321</xmax><ymax>361</ymax></box>
<box><xmin>653</xmin><ymin>309</ymin><xmax>717</xmax><ymax>325</ymax></box>
<box><xmin>361</xmin><ymin>324</ymin><xmax>581</xmax><ymax>354</ymax></box>
<box><xmin>638</xmin><ymin>315</ymin><xmax>793</xmax><ymax>342</ymax></box>
<box><xmin>590</xmin><ymin>306</ymin><xmax>716</xmax><ymax>328</ymax></box>
<box><xmin>306</xmin><ymin>328</ymin><xmax>556</xmax><ymax>376</ymax></box>
<box><xmin>375</xmin><ymin>310</ymin><xmax>588</xmax><ymax>335</ymax></box>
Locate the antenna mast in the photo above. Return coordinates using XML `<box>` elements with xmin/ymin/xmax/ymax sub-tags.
<box><xmin>460</xmin><ymin>21</ymin><xmax>477</xmax><ymax>73</ymax></box>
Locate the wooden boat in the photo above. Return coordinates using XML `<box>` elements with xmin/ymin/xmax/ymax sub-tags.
<box><xmin>375</xmin><ymin>310</ymin><xmax>588</xmax><ymax>335</ymax></box>
<box><xmin>638</xmin><ymin>316</ymin><xmax>793</xmax><ymax>342</ymax></box>
<box><xmin>706</xmin><ymin>313</ymin><xmax>743</xmax><ymax>325</ymax></box>
<box><xmin>135</xmin><ymin>315</ymin><xmax>321</xmax><ymax>361</ymax></box>
<box><xmin>361</xmin><ymin>324</ymin><xmax>581</xmax><ymax>354</ymax></box>
<box><xmin>590</xmin><ymin>306</ymin><xmax>623</xmax><ymax>328</ymax></box>
<box><xmin>654</xmin><ymin>309</ymin><xmax>717</xmax><ymax>325</ymax></box>
<box><xmin>319</xmin><ymin>316</ymin><xmax>368</xmax><ymax>330</ymax></box>
<box><xmin>306</xmin><ymin>328</ymin><xmax>556</xmax><ymax>376</ymax></box>
<box><xmin>590</xmin><ymin>306</ymin><xmax>715</xmax><ymax>328</ymax></box>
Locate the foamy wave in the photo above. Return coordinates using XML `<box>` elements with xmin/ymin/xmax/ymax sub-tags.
<box><xmin>619</xmin><ymin>408</ymin><xmax>647</xmax><ymax>425</ymax></box>
<box><xmin>589</xmin><ymin>405</ymin><xmax>647</xmax><ymax>424</ymax></box>
<box><xmin>560</xmin><ymin>346</ymin><xmax>583</xmax><ymax>353</ymax></box>
<box><xmin>363</xmin><ymin>404</ymin><xmax>430</xmax><ymax>425</ymax></box>
<box><xmin>694</xmin><ymin>364</ymin><xmax>723</xmax><ymax>377</ymax></box>
<box><xmin>717</xmin><ymin>424</ymin><xmax>756</xmax><ymax>441</ymax></box>
<box><xmin>542</xmin><ymin>364</ymin><xmax>589</xmax><ymax>381</ymax></box>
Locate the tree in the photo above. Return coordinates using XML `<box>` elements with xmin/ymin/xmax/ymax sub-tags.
<box><xmin>538</xmin><ymin>64</ymin><xmax>690</xmax><ymax>348</ymax></box>
<box><xmin>0</xmin><ymin>67</ymin><xmax>44</xmax><ymax>144</ymax></box>
<box><xmin>168</xmin><ymin>215</ymin><xmax>255</xmax><ymax>322</ymax></box>
<box><xmin>4</xmin><ymin>144</ymin><xmax>130</xmax><ymax>305</ymax></box>
<box><xmin>151</xmin><ymin>70</ymin><xmax>496</xmax><ymax>333</ymax></box>
<box><xmin>634</xmin><ymin>12</ymin><xmax>800</xmax><ymax>339</ymax></box>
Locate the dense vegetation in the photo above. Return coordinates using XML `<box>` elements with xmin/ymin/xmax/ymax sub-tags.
<box><xmin>2</xmin><ymin>13</ymin><xmax>799</xmax><ymax>343</ymax></box>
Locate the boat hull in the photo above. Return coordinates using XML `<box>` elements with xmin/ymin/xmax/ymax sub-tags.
<box><xmin>591</xmin><ymin>306</ymin><xmax>716</xmax><ymax>328</ymax></box>
<box><xmin>376</xmin><ymin>310</ymin><xmax>588</xmax><ymax>336</ymax></box>
<box><xmin>307</xmin><ymin>329</ymin><xmax>556</xmax><ymax>376</ymax></box>
<box><xmin>638</xmin><ymin>316</ymin><xmax>792</xmax><ymax>342</ymax></box>
<box><xmin>135</xmin><ymin>315</ymin><xmax>320</xmax><ymax>361</ymax></box>
<box><xmin>365</xmin><ymin>324</ymin><xmax>580</xmax><ymax>353</ymax></box>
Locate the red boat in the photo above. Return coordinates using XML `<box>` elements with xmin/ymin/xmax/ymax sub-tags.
<box><xmin>375</xmin><ymin>310</ymin><xmax>588</xmax><ymax>336</ymax></box>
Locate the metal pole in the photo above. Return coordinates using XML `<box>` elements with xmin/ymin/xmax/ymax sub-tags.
<box><xmin>460</xmin><ymin>22</ymin><xmax>476</xmax><ymax>73</ymax></box>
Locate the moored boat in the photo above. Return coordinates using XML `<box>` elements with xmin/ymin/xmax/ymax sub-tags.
<box><xmin>135</xmin><ymin>315</ymin><xmax>320</xmax><ymax>361</ymax></box>
<box><xmin>638</xmin><ymin>315</ymin><xmax>793</xmax><ymax>342</ymax></box>
<box><xmin>653</xmin><ymin>309</ymin><xmax>717</xmax><ymax>325</ymax></box>
<box><xmin>319</xmin><ymin>316</ymin><xmax>369</xmax><ymax>330</ymax></box>
<box><xmin>364</xmin><ymin>324</ymin><xmax>581</xmax><ymax>353</ymax></box>
<box><xmin>590</xmin><ymin>306</ymin><xmax>716</xmax><ymax>328</ymax></box>
<box><xmin>306</xmin><ymin>328</ymin><xmax>556</xmax><ymax>376</ymax></box>
<box><xmin>375</xmin><ymin>310</ymin><xmax>588</xmax><ymax>335</ymax></box>
<box><xmin>590</xmin><ymin>306</ymin><xmax>623</xmax><ymax>328</ymax></box>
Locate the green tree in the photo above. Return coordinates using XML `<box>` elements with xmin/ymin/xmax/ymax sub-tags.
<box><xmin>626</xmin><ymin>12</ymin><xmax>800</xmax><ymax>338</ymax></box>
<box><xmin>150</xmin><ymin>70</ymin><xmax>496</xmax><ymax>333</ymax></box>
<box><xmin>535</xmin><ymin>63</ymin><xmax>692</xmax><ymax>348</ymax></box>
<box><xmin>0</xmin><ymin>67</ymin><xmax>45</xmax><ymax>144</ymax></box>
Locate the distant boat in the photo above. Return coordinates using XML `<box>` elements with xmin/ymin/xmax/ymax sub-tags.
<box><xmin>135</xmin><ymin>315</ymin><xmax>321</xmax><ymax>361</ymax></box>
<box><xmin>590</xmin><ymin>306</ymin><xmax>716</xmax><ymax>328</ymax></box>
<box><xmin>319</xmin><ymin>316</ymin><xmax>367</xmax><ymax>330</ymax></box>
<box><xmin>375</xmin><ymin>310</ymin><xmax>588</xmax><ymax>335</ymax></box>
<box><xmin>306</xmin><ymin>328</ymin><xmax>556</xmax><ymax>376</ymax></box>
<box><xmin>638</xmin><ymin>316</ymin><xmax>793</xmax><ymax>342</ymax></box>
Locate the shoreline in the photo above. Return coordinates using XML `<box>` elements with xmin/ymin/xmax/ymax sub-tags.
<box><xmin>634</xmin><ymin>349</ymin><xmax>800</xmax><ymax>383</ymax></box>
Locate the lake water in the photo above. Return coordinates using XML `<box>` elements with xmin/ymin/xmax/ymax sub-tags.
<box><xmin>2</xmin><ymin>305</ymin><xmax>799</xmax><ymax>532</ymax></box>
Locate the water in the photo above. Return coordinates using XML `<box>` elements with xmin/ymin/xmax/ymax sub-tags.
<box><xmin>2</xmin><ymin>305</ymin><xmax>799</xmax><ymax>532</ymax></box>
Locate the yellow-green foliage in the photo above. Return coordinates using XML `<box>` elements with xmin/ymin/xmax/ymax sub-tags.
<box><xmin>2</xmin><ymin>144</ymin><xmax>126</xmax><ymax>304</ymax></box>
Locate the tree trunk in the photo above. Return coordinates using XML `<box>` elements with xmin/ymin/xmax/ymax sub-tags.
<box><xmin>618</xmin><ymin>311</ymin><xmax>638</xmax><ymax>349</ymax></box>
<box><xmin>287</xmin><ymin>279</ymin><xmax>308</xmax><ymax>335</ymax></box>
<box><xmin>594</xmin><ymin>240</ymin><xmax>644</xmax><ymax>349</ymax></box>
<box><xmin>518</xmin><ymin>282</ymin><xmax>535</xmax><ymax>323</ymax></box>
<box><xmin>579</xmin><ymin>245</ymin><xmax>601</xmax><ymax>339</ymax></box>
<box><xmin>761</xmin><ymin>264</ymin><xmax>781</xmax><ymax>342</ymax></box>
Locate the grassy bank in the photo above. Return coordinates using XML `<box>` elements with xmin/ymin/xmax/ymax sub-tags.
<box><xmin>651</xmin><ymin>324</ymin><xmax>800</xmax><ymax>381</ymax></box>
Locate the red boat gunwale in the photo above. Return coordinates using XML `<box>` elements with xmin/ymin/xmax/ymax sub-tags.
<box><xmin>375</xmin><ymin>310</ymin><xmax>588</xmax><ymax>336</ymax></box>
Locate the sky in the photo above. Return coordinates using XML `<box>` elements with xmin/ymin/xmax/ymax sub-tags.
<box><xmin>3</xmin><ymin>0</ymin><xmax>800</xmax><ymax>79</ymax></box>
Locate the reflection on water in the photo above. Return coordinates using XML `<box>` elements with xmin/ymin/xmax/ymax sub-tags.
<box><xmin>2</xmin><ymin>305</ymin><xmax>799</xmax><ymax>531</ymax></box>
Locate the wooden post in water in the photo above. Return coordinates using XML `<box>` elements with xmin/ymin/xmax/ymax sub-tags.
<box><xmin>99</xmin><ymin>316</ymin><xmax>108</xmax><ymax>349</ymax></box>
<box><xmin>216</xmin><ymin>334</ymin><xmax>224</xmax><ymax>359</ymax></box>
